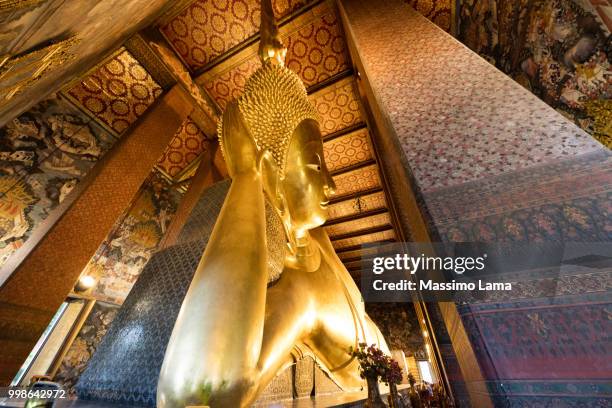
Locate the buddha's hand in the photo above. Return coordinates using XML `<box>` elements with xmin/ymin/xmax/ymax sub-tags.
<box><xmin>220</xmin><ymin>100</ymin><xmax>260</xmax><ymax>178</ymax></box>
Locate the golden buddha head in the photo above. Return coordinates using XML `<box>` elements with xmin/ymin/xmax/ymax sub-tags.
<box><xmin>219</xmin><ymin>62</ymin><xmax>336</xmax><ymax>241</ymax></box>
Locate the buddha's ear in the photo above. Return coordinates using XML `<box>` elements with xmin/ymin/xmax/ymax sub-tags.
<box><xmin>260</xmin><ymin>151</ymin><xmax>283</xmax><ymax>208</ymax></box>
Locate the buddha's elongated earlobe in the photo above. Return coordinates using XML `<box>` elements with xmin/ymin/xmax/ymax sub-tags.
<box><xmin>261</xmin><ymin>151</ymin><xmax>280</xmax><ymax>200</ymax></box>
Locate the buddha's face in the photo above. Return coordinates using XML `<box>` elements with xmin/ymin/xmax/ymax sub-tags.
<box><xmin>279</xmin><ymin>119</ymin><xmax>336</xmax><ymax>237</ymax></box>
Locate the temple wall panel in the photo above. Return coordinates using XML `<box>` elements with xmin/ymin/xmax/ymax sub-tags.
<box><xmin>74</xmin><ymin>181</ymin><xmax>230</xmax><ymax>406</ymax></box>
<box><xmin>0</xmin><ymin>86</ymin><xmax>191</xmax><ymax>386</ymax></box>
<box><xmin>339</xmin><ymin>0</ymin><xmax>611</xmax><ymax>406</ymax></box>
<box><xmin>365</xmin><ymin>303</ymin><xmax>426</xmax><ymax>359</ymax></box>
<box><xmin>0</xmin><ymin>94</ymin><xmax>118</xmax><ymax>269</ymax></box>
<box><xmin>53</xmin><ymin>302</ymin><xmax>119</xmax><ymax>396</ymax></box>
<box><xmin>81</xmin><ymin>171</ymin><xmax>183</xmax><ymax>305</ymax></box>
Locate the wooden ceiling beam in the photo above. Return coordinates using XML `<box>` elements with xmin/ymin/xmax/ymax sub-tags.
<box><xmin>325</xmin><ymin>207</ymin><xmax>388</xmax><ymax>226</ymax></box>
<box><xmin>307</xmin><ymin>69</ymin><xmax>353</xmax><ymax>94</ymax></box>
<box><xmin>330</xmin><ymin>158</ymin><xmax>376</xmax><ymax>177</ymax></box>
<box><xmin>330</xmin><ymin>224</ymin><xmax>394</xmax><ymax>242</ymax></box>
<box><xmin>322</xmin><ymin>122</ymin><xmax>367</xmax><ymax>142</ymax></box>
<box><xmin>330</xmin><ymin>186</ymin><xmax>383</xmax><ymax>204</ymax></box>
<box><xmin>334</xmin><ymin>239</ymin><xmax>396</xmax><ymax>254</ymax></box>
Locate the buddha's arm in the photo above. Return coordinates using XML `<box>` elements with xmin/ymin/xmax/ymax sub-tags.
<box><xmin>158</xmin><ymin>105</ymin><xmax>269</xmax><ymax>407</ymax></box>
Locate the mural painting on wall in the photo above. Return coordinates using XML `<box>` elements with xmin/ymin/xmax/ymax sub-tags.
<box><xmin>366</xmin><ymin>303</ymin><xmax>427</xmax><ymax>359</ymax></box>
<box><xmin>405</xmin><ymin>0</ymin><xmax>453</xmax><ymax>32</ymax></box>
<box><xmin>459</xmin><ymin>0</ymin><xmax>612</xmax><ymax>147</ymax></box>
<box><xmin>80</xmin><ymin>171</ymin><xmax>182</xmax><ymax>304</ymax></box>
<box><xmin>53</xmin><ymin>302</ymin><xmax>119</xmax><ymax>395</ymax></box>
<box><xmin>0</xmin><ymin>94</ymin><xmax>117</xmax><ymax>267</ymax></box>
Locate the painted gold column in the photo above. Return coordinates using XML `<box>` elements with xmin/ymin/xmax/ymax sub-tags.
<box><xmin>337</xmin><ymin>0</ymin><xmax>494</xmax><ymax>407</ymax></box>
<box><xmin>0</xmin><ymin>86</ymin><xmax>192</xmax><ymax>385</ymax></box>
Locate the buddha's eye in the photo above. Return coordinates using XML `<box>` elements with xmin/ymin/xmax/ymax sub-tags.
<box><xmin>306</xmin><ymin>154</ymin><xmax>322</xmax><ymax>172</ymax></box>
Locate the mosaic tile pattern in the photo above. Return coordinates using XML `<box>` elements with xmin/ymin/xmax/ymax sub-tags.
<box><xmin>332</xmin><ymin>228</ymin><xmax>395</xmax><ymax>250</ymax></box>
<box><xmin>332</xmin><ymin>164</ymin><xmax>380</xmax><ymax>199</ymax></box>
<box><xmin>284</xmin><ymin>8</ymin><xmax>350</xmax><ymax>88</ymax></box>
<box><xmin>324</xmin><ymin>212</ymin><xmax>391</xmax><ymax>238</ymax></box>
<box><xmin>53</xmin><ymin>303</ymin><xmax>119</xmax><ymax>395</ymax></box>
<box><xmin>76</xmin><ymin>181</ymin><xmax>231</xmax><ymax>406</ymax></box>
<box><xmin>458</xmin><ymin>295</ymin><xmax>612</xmax><ymax>380</ymax></box>
<box><xmin>326</xmin><ymin>191</ymin><xmax>388</xmax><ymax>220</ymax></box>
<box><xmin>157</xmin><ymin>118</ymin><xmax>210</xmax><ymax>178</ymax></box>
<box><xmin>294</xmin><ymin>356</ymin><xmax>315</xmax><ymax>397</ymax></box>
<box><xmin>309</xmin><ymin>77</ymin><xmax>362</xmax><ymax>136</ymax></box>
<box><xmin>314</xmin><ymin>364</ymin><xmax>343</xmax><ymax>394</ymax></box>
<box><xmin>323</xmin><ymin>127</ymin><xmax>372</xmax><ymax>172</ymax></box>
<box><xmin>67</xmin><ymin>49</ymin><xmax>163</xmax><ymax>134</ymax></box>
<box><xmin>160</xmin><ymin>0</ymin><xmax>311</xmax><ymax>70</ymax></box>
<box><xmin>425</xmin><ymin>151</ymin><xmax>612</xmax><ymax>243</ymax></box>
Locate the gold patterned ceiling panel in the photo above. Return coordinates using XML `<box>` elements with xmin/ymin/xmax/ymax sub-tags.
<box><xmin>309</xmin><ymin>77</ymin><xmax>362</xmax><ymax>136</ymax></box>
<box><xmin>157</xmin><ymin>118</ymin><xmax>210</xmax><ymax>178</ymax></box>
<box><xmin>323</xmin><ymin>127</ymin><xmax>372</xmax><ymax>173</ymax></box>
<box><xmin>332</xmin><ymin>164</ymin><xmax>380</xmax><ymax>199</ymax></box>
<box><xmin>65</xmin><ymin>48</ymin><xmax>162</xmax><ymax>135</ymax></box>
<box><xmin>324</xmin><ymin>212</ymin><xmax>391</xmax><ymax>238</ymax></box>
<box><xmin>196</xmin><ymin>1</ymin><xmax>350</xmax><ymax>110</ymax></box>
<box><xmin>160</xmin><ymin>0</ymin><xmax>312</xmax><ymax>71</ymax></box>
<box><xmin>283</xmin><ymin>6</ymin><xmax>349</xmax><ymax>88</ymax></box>
<box><xmin>332</xmin><ymin>229</ymin><xmax>395</xmax><ymax>250</ymax></box>
<box><xmin>326</xmin><ymin>191</ymin><xmax>388</xmax><ymax>220</ymax></box>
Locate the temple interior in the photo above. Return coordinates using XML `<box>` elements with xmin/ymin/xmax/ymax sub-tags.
<box><xmin>0</xmin><ymin>0</ymin><xmax>610</xmax><ymax>407</ymax></box>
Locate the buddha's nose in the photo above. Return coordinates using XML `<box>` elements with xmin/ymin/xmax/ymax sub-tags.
<box><xmin>324</xmin><ymin>178</ymin><xmax>336</xmax><ymax>199</ymax></box>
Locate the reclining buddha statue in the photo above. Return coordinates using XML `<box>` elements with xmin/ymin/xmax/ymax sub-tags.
<box><xmin>156</xmin><ymin>1</ymin><xmax>389</xmax><ymax>406</ymax></box>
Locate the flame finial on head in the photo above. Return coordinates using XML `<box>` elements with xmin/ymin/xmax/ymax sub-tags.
<box><xmin>218</xmin><ymin>0</ymin><xmax>320</xmax><ymax>175</ymax></box>
<box><xmin>258</xmin><ymin>0</ymin><xmax>287</xmax><ymax>65</ymax></box>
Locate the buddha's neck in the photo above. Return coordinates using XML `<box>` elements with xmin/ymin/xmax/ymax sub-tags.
<box><xmin>286</xmin><ymin>230</ymin><xmax>321</xmax><ymax>272</ymax></box>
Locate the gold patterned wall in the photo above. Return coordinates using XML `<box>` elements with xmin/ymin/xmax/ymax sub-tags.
<box><xmin>0</xmin><ymin>0</ymin><xmax>175</xmax><ymax>128</ymax></box>
<box><xmin>65</xmin><ymin>49</ymin><xmax>163</xmax><ymax>135</ymax></box>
